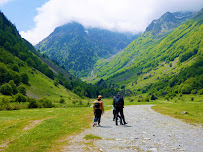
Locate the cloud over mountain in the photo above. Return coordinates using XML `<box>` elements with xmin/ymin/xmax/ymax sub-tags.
<box><xmin>20</xmin><ymin>0</ymin><xmax>203</xmax><ymax>45</ymax></box>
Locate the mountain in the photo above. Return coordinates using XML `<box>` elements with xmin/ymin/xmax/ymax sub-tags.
<box><xmin>146</xmin><ymin>11</ymin><xmax>195</xmax><ymax>36</ymax></box>
<box><xmin>0</xmin><ymin>11</ymin><xmax>122</xmax><ymax>107</ymax></box>
<box><xmin>0</xmin><ymin>11</ymin><xmax>85</xmax><ymax>107</ymax></box>
<box><xmin>36</xmin><ymin>22</ymin><xmax>139</xmax><ymax>77</ymax></box>
<box><xmin>88</xmin><ymin>9</ymin><xmax>203</xmax><ymax>97</ymax></box>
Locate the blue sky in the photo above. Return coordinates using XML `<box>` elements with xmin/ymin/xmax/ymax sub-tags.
<box><xmin>0</xmin><ymin>0</ymin><xmax>203</xmax><ymax>45</ymax></box>
<box><xmin>0</xmin><ymin>0</ymin><xmax>49</xmax><ymax>31</ymax></box>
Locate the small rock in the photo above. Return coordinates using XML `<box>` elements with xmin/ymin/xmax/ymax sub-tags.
<box><xmin>144</xmin><ymin>138</ymin><xmax>151</xmax><ymax>140</ymax></box>
<box><xmin>181</xmin><ymin>111</ymin><xmax>188</xmax><ymax>114</ymax></box>
<box><xmin>178</xmin><ymin>148</ymin><xmax>186</xmax><ymax>151</ymax></box>
<box><xmin>99</xmin><ymin>148</ymin><xmax>103</xmax><ymax>151</ymax></box>
<box><xmin>148</xmin><ymin>148</ymin><xmax>158</xmax><ymax>152</ymax></box>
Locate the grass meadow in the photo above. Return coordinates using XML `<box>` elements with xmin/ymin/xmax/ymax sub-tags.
<box><xmin>0</xmin><ymin>107</ymin><xmax>93</xmax><ymax>152</ymax></box>
<box><xmin>0</xmin><ymin>94</ymin><xmax>202</xmax><ymax>151</ymax></box>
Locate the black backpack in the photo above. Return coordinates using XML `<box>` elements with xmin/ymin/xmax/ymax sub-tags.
<box><xmin>94</xmin><ymin>102</ymin><xmax>100</xmax><ymax>108</ymax></box>
<box><xmin>114</xmin><ymin>97</ymin><xmax>121</xmax><ymax>107</ymax></box>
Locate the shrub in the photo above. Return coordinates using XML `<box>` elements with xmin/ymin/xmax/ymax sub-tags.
<box><xmin>0</xmin><ymin>83</ymin><xmax>13</xmax><ymax>95</ymax></box>
<box><xmin>151</xmin><ymin>94</ymin><xmax>157</xmax><ymax>100</ymax></box>
<box><xmin>79</xmin><ymin>100</ymin><xmax>83</xmax><ymax>105</ymax></box>
<box><xmin>17</xmin><ymin>85</ymin><xmax>26</xmax><ymax>95</ymax></box>
<box><xmin>142</xmin><ymin>90</ymin><xmax>146</xmax><ymax>93</ymax></box>
<box><xmin>54</xmin><ymin>78</ymin><xmax>59</xmax><ymax>86</ymax></box>
<box><xmin>191</xmin><ymin>89</ymin><xmax>198</xmax><ymax>94</ymax></box>
<box><xmin>14</xmin><ymin>93</ymin><xmax>27</xmax><ymax>103</ymax></box>
<box><xmin>0</xmin><ymin>96</ymin><xmax>12</xmax><ymax>110</ymax></box>
<box><xmin>198</xmin><ymin>89</ymin><xmax>203</xmax><ymax>95</ymax></box>
<box><xmin>21</xmin><ymin>73</ymin><xmax>29</xmax><ymax>84</ymax></box>
<box><xmin>28</xmin><ymin>98</ymin><xmax>38</xmax><ymax>108</ymax></box>
<box><xmin>165</xmin><ymin>96</ymin><xmax>170</xmax><ymax>101</ymax></box>
<box><xmin>59</xmin><ymin>97</ymin><xmax>65</xmax><ymax>103</ymax></box>
<box><xmin>38</xmin><ymin>97</ymin><xmax>52</xmax><ymax>108</ymax></box>
<box><xmin>181</xmin><ymin>84</ymin><xmax>193</xmax><ymax>94</ymax></box>
<box><xmin>121</xmin><ymin>85</ymin><xmax>125</xmax><ymax>89</ymax></box>
<box><xmin>129</xmin><ymin>99</ymin><xmax>134</xmax><ymax>102</ymax></box>
<box><xmin>145</xmin><ymin>97</ymin><xmax>150</xmax><ymax>102</ymax></box>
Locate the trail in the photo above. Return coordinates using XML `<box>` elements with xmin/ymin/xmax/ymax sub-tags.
<box><xmin>62</xmin><ymin>105</ymin><xmax>203</xmax><ymax>152</ymax></box>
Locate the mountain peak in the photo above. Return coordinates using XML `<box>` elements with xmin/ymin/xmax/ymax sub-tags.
<box><xmin>145</xmin><ymin>11</ymin><xmax>195</xmax><ymax>36</ymax></box>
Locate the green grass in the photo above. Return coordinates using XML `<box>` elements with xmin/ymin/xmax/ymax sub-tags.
<box><xmin>84</xmin><ymin>134</ymin><xmax>102</xmax><ymax>140</ymax></box>
<box><xmin>19</xmin><ymin>66</ymin><xmax>81</xmax><ymax>104</ymax></box>
<box><xmin>152</xmin><ymin>95</ymin><xmax>203</xmax><ymax>125</ymax></box>
<box><xmin>0</xmin><ymin>95</ymin><xmax>202</xmax><ymax>151</ymax></box>
<box><xmin>0</xmin><ymin>107</ymin><xmax>93</xmax><ymax>152</ymax></box>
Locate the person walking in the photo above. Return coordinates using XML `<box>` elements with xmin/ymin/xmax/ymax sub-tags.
<box><xmin>113</xmin><ymin>92</ymin><xmax>127</xmax><ymax>125</ymax></box>
<box><xmin>93</xmin><ymin>95</ymin><xmax>104</xmax><ymax>127</ymax></box>
<box><xmin>113</xmin><ymin>105</ymin><xmax>122</xmax><ymax>124</ymax></box>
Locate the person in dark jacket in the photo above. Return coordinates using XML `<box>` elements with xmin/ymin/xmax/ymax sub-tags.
<box><xmin>113</xmin><ymin>92</ymin><xmax>127</xmax><ymax>125</ymax></box>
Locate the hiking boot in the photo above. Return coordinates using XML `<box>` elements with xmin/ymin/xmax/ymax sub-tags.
<box><xmin>93</xmin><ymin>122</ymin><xmax>97</xmax><ymax>127</ymax></box>
<box><xmin>120</xmin><ymin>118</ymin><xmax>123</xmax><ymax>125</ymax></box>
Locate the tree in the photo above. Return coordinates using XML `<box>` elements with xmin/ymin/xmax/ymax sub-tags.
<box><xmin>21</xmin><ymin>73</ymin><xmax>29</xmax><ymax>84</ymax></box>
<box><xmin>0</xmin><ymin>83</ymin><xmax>13</xmax><ymax>95</ymax></box>
<box><xmin>18</xmin><ymin>52</ymin><xmax>27</xmax><ymax>61</ymax></box>
<box><xmin>17</xmin><ymin>85</ymin><xmax>26</xmax><ymax>95</ymax></box>
<box><xmin>44</xmin><ymin>68</ymin><xmax>54</xmax><ymax>79</ymax></box>
<box><xmin>64</xmin><ymin>80</ymin><xmax>72</xmax><ymax>90</ymax></box>
<box><xmin>8</xmin><ymin>80</ymin><xmax>17</xmax><ymax>94</ymax></box>
<box><xmin>14</xmin><ymin>93</ymin><xmax>27</xmax><ymax>103</ymax></box>
<box><xmin>26</xmin><ymin>58</ymin><xmax>36</xmax><ymax>67</ymax></box>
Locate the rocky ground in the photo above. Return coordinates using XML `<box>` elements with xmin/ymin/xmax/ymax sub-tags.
<box><xmin>62</xmin><ymin>105</ymin><xmax>203</xmax><ymax>152</ymax></box>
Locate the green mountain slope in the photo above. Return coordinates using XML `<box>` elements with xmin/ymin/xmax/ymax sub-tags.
<box><xmin>36</xmin><ymin>22</ymin><xmax>139</xmax><ymax>77</ymax></box>
<box><xmin>0</xmin><ymin>11</ymin><xmax>122</xmax><ymax>106</ymax></box>
<box><xmin>0</xmin><ymin>11</ymin><xmax>84</xmax><ymax>109</ymax></box>
<box><xmin>90</xmin><ymin>9</ymin><xmax>203</xmax><ymax>96</ymax></box>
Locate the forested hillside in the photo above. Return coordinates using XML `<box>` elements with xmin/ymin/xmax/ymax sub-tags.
<box><xmin>36</xmin><ymin>22</ymin><xmax>139</xmax><ymax>77</ymax></box>
<box><xmin>0</xmin><ymin>11</ymin><xmax>123</xmax><ymax>110</ymax></box>
<box><xmin>89</xmin><ymin>9</ymin><xmax>203</xmax><ymax>97</ymax></box>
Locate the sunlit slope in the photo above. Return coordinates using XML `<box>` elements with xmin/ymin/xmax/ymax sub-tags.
<box><xmin>91</xmin><ymin>10</ymin><xmax>202</xmax><ymax>87</ymax></box>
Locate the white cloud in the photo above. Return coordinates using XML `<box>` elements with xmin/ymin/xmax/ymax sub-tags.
<box><xmin>0</xmin><ymin>0</ymin><xmax>14</xmax><ymax>6</ymax></box>
<box><xmin>20</xmin><ymin>0</ymin><xmax>203</xmax><ymax>45</ymax></box>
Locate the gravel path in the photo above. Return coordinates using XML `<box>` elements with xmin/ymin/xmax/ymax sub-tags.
<box><xmin>63</xmin><ymin>105</ymin><xmax>203</xmax><ymax>152</ymax></box>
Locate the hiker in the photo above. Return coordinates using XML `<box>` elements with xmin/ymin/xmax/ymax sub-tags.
<box><xmin>93</xmin><ymin>95</ymin><xmax>104</xmax><ymax>127</ymax></box>
<box><xmin>113</xmin><ymin>105</ymin><xmax>122</xmax><ymax>124</ymax></box>
<box><xmin>113</xmin><ymin>92</ymin><xmax>127</xmax><ymax>125</ymax></box>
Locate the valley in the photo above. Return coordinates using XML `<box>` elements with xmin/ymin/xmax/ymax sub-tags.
<box><xmin>0</xmin><ymin>5</ymin><xmax>202</xmax><ymax>152</ymax></box>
